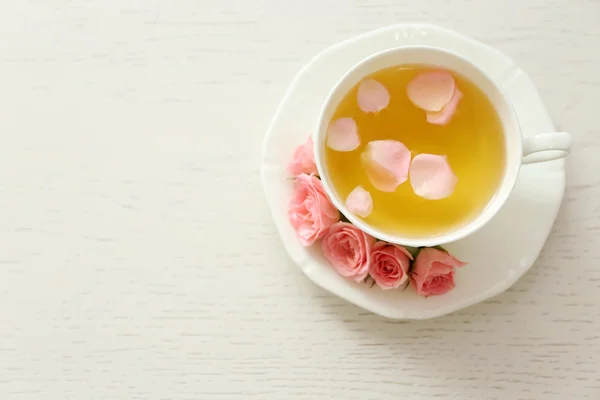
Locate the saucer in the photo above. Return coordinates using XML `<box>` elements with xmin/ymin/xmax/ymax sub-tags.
<box><xmin>260</xmin><ymin>24</ymin><xmax>565</xmax><ymax>320</ymax></box>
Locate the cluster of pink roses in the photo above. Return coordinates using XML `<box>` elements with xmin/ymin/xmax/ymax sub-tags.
<box><xmin>287</xmin><ymin>137</ymin><xmax>466</xmax><ymax>297</ymax></box>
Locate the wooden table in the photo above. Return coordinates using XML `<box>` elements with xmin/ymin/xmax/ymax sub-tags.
<box><xmin>1</xmin><ymin>1</ymin><xmax>598</xmax><ymax>399</ymax></box>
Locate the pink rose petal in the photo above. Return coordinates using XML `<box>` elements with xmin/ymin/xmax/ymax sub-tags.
<box><xmin>361</xmin><ymin>140</ymin><xmax>411</xmax><ymax>192</ymax></box>
<box><xmin>357</xmin><ymin>79</ymin><xmax>390</xmax><ymax>113</ymax></box>
<box><xmin>321</xmin><ymin>222</ymin><xmax>375</xmax><ymax>282</ymax></box>
<box><xmin>326</xmin><ymin>117</ymin><xmax>360</xmax><ymax>151</ymax></box>
<box><xmin>406</xmin><ymin>70</ymin><xmax>455</xmax><ymax>112</ymax></box>
<box><xmin>426</xmin><ymin>87</ymin><xmax>463</xmax><ymax>125</ymax></box>
<box><xmin>409</xmin><ymin>247</ymin><xmax>466</xmax><ymax>297</ymax></box>
<box><xmin>288</xmin><ymin>173</ymin><xmax>340</xmax><ymax>246</ymax></box>
<box><xmin>369</xmin><ymin>242</ymin><xmax>413</xmax><ymax>290</ymax></box>
<box><xmin>345</xmin><ymin>186</ymin><xmax>373</xmax><ymax>218</ymax></box>
<box><xmin>409</xmin><ymin>154</ymin><xmax>458</xmax><ymax>200</ymax></box>
<box><xmin>287</xmin><ymin>137</ymin><xmax>318</xmax><ymax>176</ymax></box>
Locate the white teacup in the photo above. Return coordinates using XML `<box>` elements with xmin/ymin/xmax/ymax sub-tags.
<box><xmin>314</xmin><ymin>46</ymin><xmax>572</xmax><ymax>247</ymax></box>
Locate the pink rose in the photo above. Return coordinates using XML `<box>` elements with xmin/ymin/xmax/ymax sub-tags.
<box><xmin>369</xmin><ymin>242</ymin><xmax>413</xmax><ymax>289</ymax></box>
<box><xmin>321</xmin><ymin>222</ymin><xmax>375</xmax><ymax>282</ymax></box>
<box><xmin>409</xmin><ymin>247</ymin><xmax>467</xmax><ymax>297</ymax></box>
<box><xmin>288</xmin><ymin>173</ymin><xmax>339</xmax><ymax>246</ymax></box>
<box><xmin>287</xmin><ymin>137</ymin><xmax>318</xmax><ymax>176</ymax></box>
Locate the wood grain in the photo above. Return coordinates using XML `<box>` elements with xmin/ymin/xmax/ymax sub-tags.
<box><xmin>0</xmin><ymin>0</ymin><xmax>598</xmax><ymax>399</ymax></box>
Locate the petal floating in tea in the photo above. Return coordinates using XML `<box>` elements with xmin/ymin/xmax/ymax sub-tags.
<box><xmin>346</xmin><ymin>185</ymin><xmax>373</xmax><ymax>218</ymax></box>
<box><xmin>409</xmin><ymin>154</ymin><xmax>458</xmax><ymax>200</ymax></box>
<box><xmin>361</xmin><ymin>158</ymin><xmax>399</xmax><ymax>193</ymax></box>
<box><xmin>426</xmin><ymin>87</ymin><xmax>463</xmax><ymax>126</ymax></box>
<box><xmin>357</xmin><ymin>79</ymin><xmax>390</xmax><ymax>113</ymax></box>
<box><xmin>406</xmin><ymin>70</ymin><xmax>455</xmax><ymax>112</ymax></box>
<box><xmin>361</xmin><ymin>140</ymin><xmax>411</xmax><ymax>192</ymax></box>
<box><xmin>326</xmin><ymin>117</ymin><xmax>360</xmax><ymax>151</ymax></box>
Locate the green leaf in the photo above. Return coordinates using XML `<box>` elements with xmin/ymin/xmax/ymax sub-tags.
<box><xmin>410</xmin><ymin>247</ymin><xmax>424</xmax><ymax>259</ymax></box>
<box><xmin>431</xmin><ymin>245</ymin><xmax>447</xmax><ymax>253</ymax></box>
<box><xmin>339</xmin><ymin>213</ymin><xmax>351</xmax><ymax>223</ymax></box>
<box><xmin>400</xmin><ymin>280</ymin><xmax>410</xmax><ymax>292</ymax></box>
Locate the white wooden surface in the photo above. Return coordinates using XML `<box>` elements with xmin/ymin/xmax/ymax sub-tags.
<box><xmin>1</xmin><ymin>1</ymin><xmax>598</xmax><ymax>399</ymax></box>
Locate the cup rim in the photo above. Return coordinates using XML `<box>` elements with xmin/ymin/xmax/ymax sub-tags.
<box><xmin>314</xmin><ymin>45</ymin><xmax>522</xmax><ymax>247</ymax></box>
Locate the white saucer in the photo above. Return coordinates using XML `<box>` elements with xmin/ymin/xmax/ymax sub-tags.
<box><xmin>261</xmin><ymin>24</ymin><xmax>565</xmax><ymax>320</ymax></box>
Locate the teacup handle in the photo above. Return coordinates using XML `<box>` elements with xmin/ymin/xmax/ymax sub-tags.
<box><xmin>522</xmin><ymin>132</ymin><xmax>572</xmax><ymax>164</ymax></box>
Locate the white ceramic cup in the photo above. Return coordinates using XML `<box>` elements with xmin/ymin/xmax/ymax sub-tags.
<box><xmin>314</xmin><ymin>45</ymin><xmax>572</xmax><ymax>247</ymax></box>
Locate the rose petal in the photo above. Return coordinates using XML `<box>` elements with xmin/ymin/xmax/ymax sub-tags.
<box><xmin>287</xmin><ymin>137</ymin><xmax>318</xmax><ymax>176</ymax></box>
<box><xmin>422</xmin><ymin>273</ymin><xmax>455</xmax><ymax>296</ymax></box>
<box><xmin>361</xmin><ymin>140</ymin><xmax>411</xmax><ymax>192</ymax></box>
<box><xmin>409</xmin><ymin>154</ymin><xmax>458</xmax><ymax>200</ymax></box>
<box><xmin>357</xmin><ymin>79</ymin><xmax>390</xmax><ymax>113</ymax></box>
<box><xmin>418</xmin><ymin>248</ymin><xmax>467</xmax><ymax>273</ymax></box>
<box><xmin>409</xmin><ymin>247</ymin><xmax>467</xmax><ymax>297</ymax></box>
<box><xmin>406</xmin><ymin>70</ymin><xmax>455</xmax><ymax>112</ymax></box>
<box><xmin>345</xmin><ymin>186</ymin><xmax>373</xmax><ymax>217</ymax></box>
<box><xmin>288</xmin><ymin>173</ymin><xmax>340</xmax><ymax>246</ymax></box>
<box><xmin>369</xmin><ymin>242</ymin><xmax>413</xmax><ymax>290</ymax></box>
<box><xmin>321</xmin><ymin>222</ymin><xmax>374</xmax><ymax>282</ymax></box>
<box><xmin>426</xmin><ymin>87</ymin><xmax>463</xmax><ymax>125</ymax></box>
<box><xmin>326</xmin><ymin>117</ymin><xmax>360</xmax><ymax>151</ymax></box>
